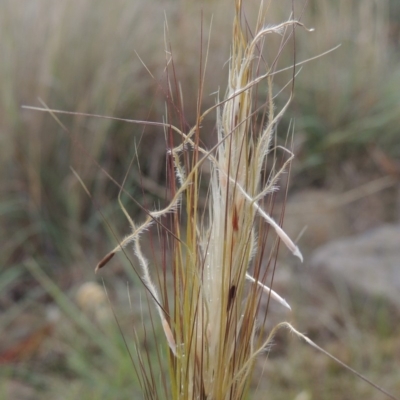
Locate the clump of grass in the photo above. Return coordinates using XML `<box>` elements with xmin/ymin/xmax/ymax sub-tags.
<box><xmin>21</xmin><ymin>0</ymin><xmax>399</xmax><ymax>399</ymax></box>
<box><xmin>93</xmin><ymin>0</ymin><xmax>400</xmax><ymax>397</ymax></box>
<box><xmin>97</xmin><ymin>1</ymin><xmax>307</xmax><ymax>398</ymax></box>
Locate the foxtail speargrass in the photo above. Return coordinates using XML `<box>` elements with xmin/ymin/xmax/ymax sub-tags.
<box><xmin>20</xmin><ymin>1</ymin><xmax>399</xmax><ymax>398</ymax></box>
<box><xmin>97</xmin><ymin>1</ymin><xmax>305</xmax><ymax>398</ymax></box>
<box><xmin>93</xmin><ymin>1</ymin><xmax>398</xmax><ymax>399</ymax></box>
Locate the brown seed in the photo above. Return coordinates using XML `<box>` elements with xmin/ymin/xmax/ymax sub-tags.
<box><xmin>95</xmin><ymin>251</ymin><xmax>115</xmax><ymax>272</ymax></box>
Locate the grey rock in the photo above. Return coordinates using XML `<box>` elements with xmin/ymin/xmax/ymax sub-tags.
<box><xmin>310</xmin><ymin>224</ymin><xmax>400</xmax><ymax>308</ymax></box>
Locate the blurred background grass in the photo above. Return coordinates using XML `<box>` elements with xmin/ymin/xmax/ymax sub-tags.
<box><xmin>1</xmin><ymin>0</ymin><xmax>400</xmax><ymax>399</ymax></box>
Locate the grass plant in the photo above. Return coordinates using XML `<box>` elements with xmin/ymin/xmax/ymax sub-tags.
<box><xmin>92</xmin><ymin>1</ymin><xmax>397</xmax><ymax>399</ymax></box>
<box><xmin>2</xmin><ymin>0</ymin><xmax>400</xmax><ymax>399</ymax></box>
<box><xmin>97</xmin><ymin>1</ymin><xmax>305</xmax><ymax>396</ymax></box>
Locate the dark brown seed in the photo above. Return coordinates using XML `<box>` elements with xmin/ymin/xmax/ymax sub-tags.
<box><xmin>95</xmin><ymin>251</ymin><xmax>115</xmax><ymax>272</ymax></box>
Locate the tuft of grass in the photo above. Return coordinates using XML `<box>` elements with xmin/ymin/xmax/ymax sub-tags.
<box><xmin>93</xmin><ymin>1</ymin><xmax>399</xmax><ymax>399</ymax></box>
<box><xmin>3</xmin><ymin>0</ymin><xmax>400</xmax><ymax>398</ymax></box>
<box><xmin>96</xmin><ymin>1</ymin><xmax>308</xmax><ymax>398</ymax></box>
